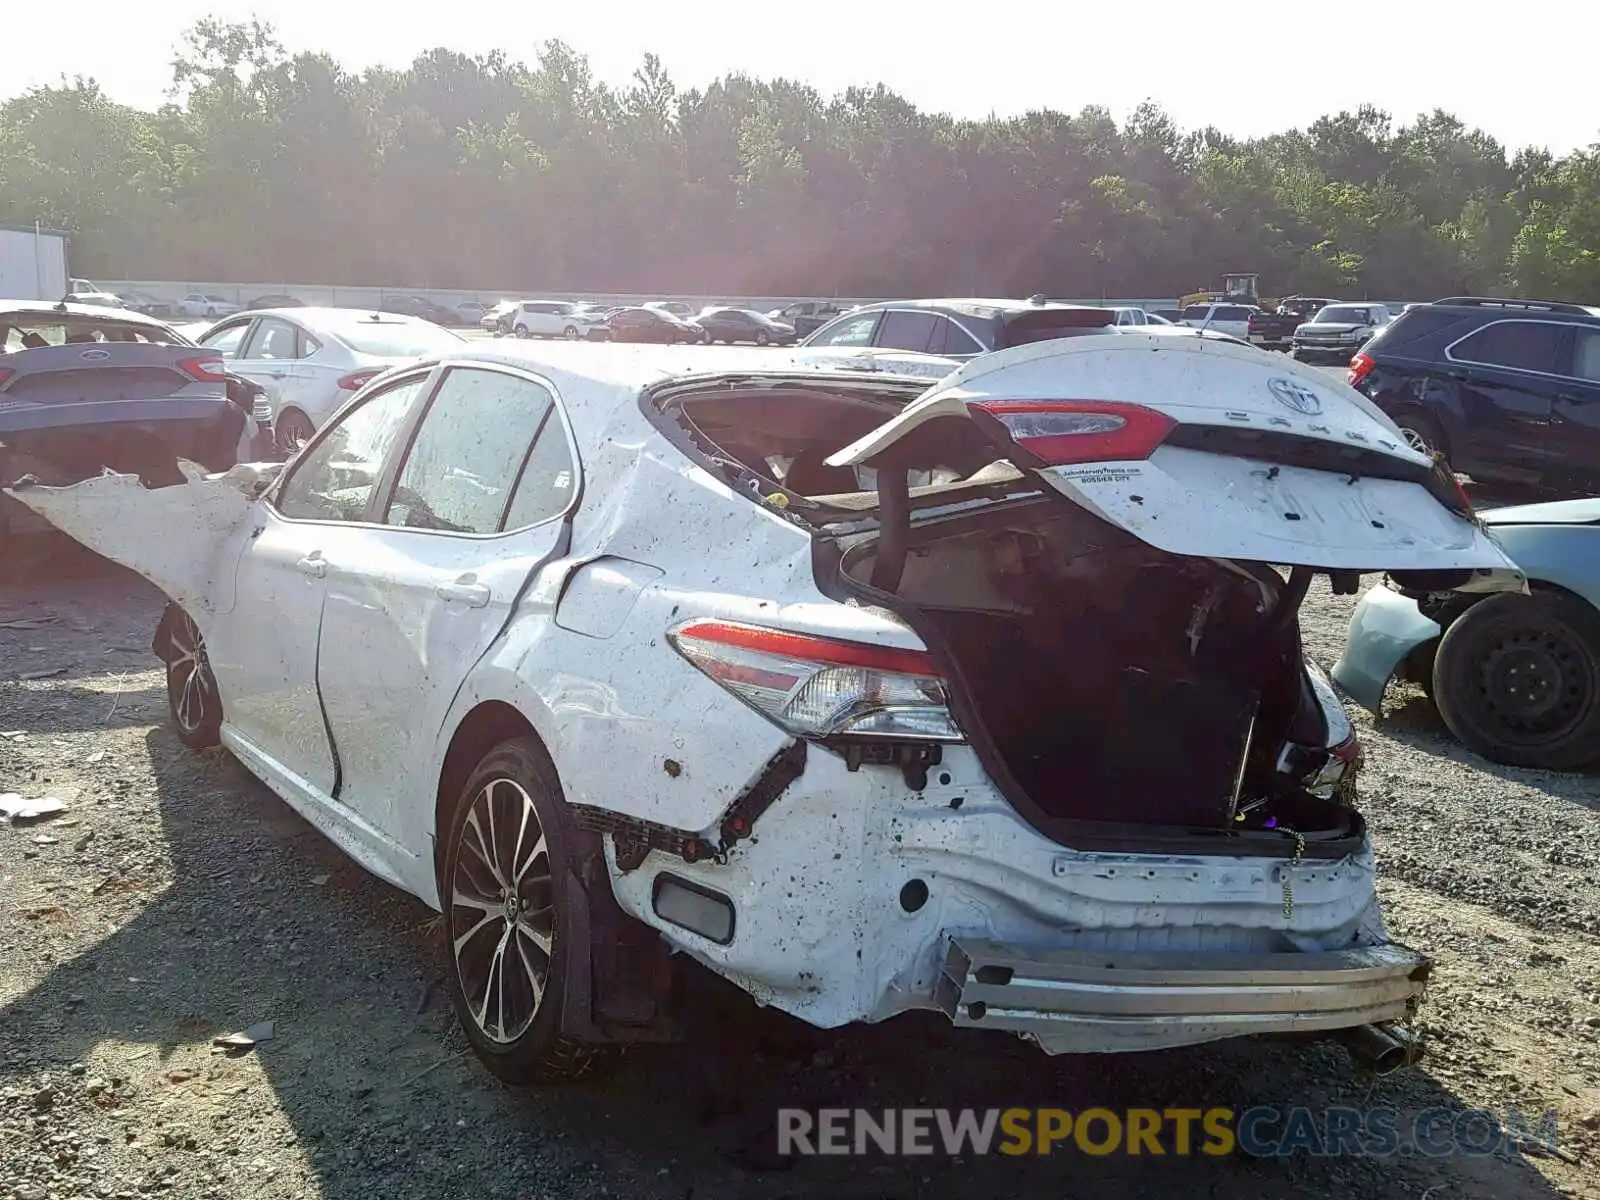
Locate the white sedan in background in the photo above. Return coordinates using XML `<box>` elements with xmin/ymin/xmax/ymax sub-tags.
<box><xmin>194</xmin><ymin>307</ymin><xmax>465</xmax><ymax>452</ymax></box>
<box><xmin>174</xmin><ymin>292</ymin><xmax>244</xmax><ymax>319</ymax></box>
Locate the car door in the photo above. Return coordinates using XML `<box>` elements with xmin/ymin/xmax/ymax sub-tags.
<box><xmin>229</xmin><ymin>316</ymin><xmax>303</xmax><ymax>413</ymax></box>
<box><xmin>1549</xmin><ymin>326</ymin><xmax>1600</xmax><ymax>494</ymax></box>
<box><xmin>312</xmin><ymin>363</ymin><xmax>579</xmax><ymax>837</ymax></box>
<box><xmin>873</xmin><ymin>309</ymin><xmax>943</xmax><ymax>354</ymax></box>
<box><xmin>1439</xmin><ymin>319</ymin><xmax>1563</xmax><ymax>484</ymax></box>
<box><xmin>209</xmin><ymin>369</ymin><xmax>434</xmax><ymax>796</ymax></box>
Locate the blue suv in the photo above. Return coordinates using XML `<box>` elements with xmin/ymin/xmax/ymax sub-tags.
<box><xmin>1349</xmin><ymin>297</ymin><xmax>1600</xmax><ymax>494</ymax></box>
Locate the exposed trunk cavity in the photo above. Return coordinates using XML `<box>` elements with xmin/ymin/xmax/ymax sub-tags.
<box><xmin>830</xmin><ymin>500</ymin><xmax>1359</xmax><ymax>846</ymax></box>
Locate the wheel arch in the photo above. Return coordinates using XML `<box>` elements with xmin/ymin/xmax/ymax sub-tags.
<box><xmin>433</xmin><ymin>699</ymin><xmax>545</xmax><ymax>878</ymax></box>
<box><xmin>274</xmin><ymin>404</ymin><xmax>314</xmax><ymax>435</ymax></box>
<box><xmin>430</xmin><ymin>694</ymin><xmax>676</xmax><ymax>1046</ymax></box>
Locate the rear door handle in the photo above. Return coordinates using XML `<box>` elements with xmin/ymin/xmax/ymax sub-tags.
<box><xmin>436</xmin><ymin>580</ymin><xmax>490</xmax><ymax>608</ymax></box>
<box><xmin>296</xmin><ymin>553</ymin><xmax>326</xmax><ymax>579</ymax></box>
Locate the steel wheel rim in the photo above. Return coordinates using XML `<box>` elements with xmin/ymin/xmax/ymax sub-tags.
<box><xmin>168</xmin><ymin>611</ymin><xmax>215</xmax><ymax>733</ymax></box>
<box><xmin>450</xmin><ymin>778</ymin><xmax>555</xmax><ymax>1045</ymax></box>
<box><xmin>1475</xmin><ymin>628</ymin><xmax>1593</xmax><ymax>742</ymax></box>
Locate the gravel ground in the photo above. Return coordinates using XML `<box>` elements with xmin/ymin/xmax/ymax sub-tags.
<box><xmin>3</xmin><ymin>531</ymin><xmax>1599</xmax><ymax>1200</ymax></box>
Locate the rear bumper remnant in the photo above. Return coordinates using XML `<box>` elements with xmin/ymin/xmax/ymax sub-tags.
<box><xmin>935</xmin><ymin>937</ymin><xmax>1429</xmax><ymax>1055</ymax></box>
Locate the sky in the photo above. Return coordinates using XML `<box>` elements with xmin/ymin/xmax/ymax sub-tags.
<box><xmin>6</xmin><ymin>1</ymin><xmax>1596</xmax><ymax>154</ymax></box>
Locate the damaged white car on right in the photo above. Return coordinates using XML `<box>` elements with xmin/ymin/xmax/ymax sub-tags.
<box><xmin>8</xmin><ymin>335</ymin><xmax>1524</xmax><ymax>1082</ymax></box>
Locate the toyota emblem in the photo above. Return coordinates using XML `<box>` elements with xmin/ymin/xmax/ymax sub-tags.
<box><xmin>1267</xmin><ymin>376</ymin><xmax>1323</xmax><ymax>415</ymax></box>
<box><xmin>79</xmin><ymin>348</ymin><xmax>111</xmax><ymax>362</ymax></box>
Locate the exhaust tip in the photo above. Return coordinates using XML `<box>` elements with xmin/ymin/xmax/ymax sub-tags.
<box><xmin>1338</xmin><ymin>1022</ymin><xmax>1423</xmax><ymax>1074</ymax></box>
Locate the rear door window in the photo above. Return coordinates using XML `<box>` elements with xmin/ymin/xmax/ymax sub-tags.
<box><xmin>383</xmin><ymin>367</ymin><xmax>558</xmax><ymax>535</ymax></box>
<box><xmin>241</xmin><ymin>317</ymin><xmax>302</xmax><ymax>360</ymax></box>
<box><xmin>1449</xmin><ymin>321</ymin><xmax>1567</xmax><ymax>374</ymax></box>
<box><xmin>1216</xmin><ymin>306</ymin><xmax>1254</xmax><ymax>322</ymax></box>
<box><xmin>875</xmin><ymin>310</ymin><xmax>942</xmax><ymax>353</ymax></box>
<box><xmin>934</xmin><ymin>318</ymin><xmax>983</xmax><ymax>355</ymax></box>
<box><xmin>1182</xmin><ymin>306</ymin><xmax>1210</xmax><ymax>322</ymax></box>
<box><xmin>1571</xmin><ymin>330</ymin><xmax>1600</xmax><ymax>382</ymax></box>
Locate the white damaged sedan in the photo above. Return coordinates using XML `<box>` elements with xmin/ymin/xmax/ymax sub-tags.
<box><xmin>8</xmin><ymin>335</ymin><xmax>1525</xmax><ymax>1081</ymax></box>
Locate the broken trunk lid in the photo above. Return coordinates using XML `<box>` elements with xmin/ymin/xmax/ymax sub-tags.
<box><xmin>824</xmin><ymin>335</ymin><xmax>1525</xmax><ymax>582</ymax></box>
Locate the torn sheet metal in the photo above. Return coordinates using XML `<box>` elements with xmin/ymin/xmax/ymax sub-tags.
<box><xmin>4</xmin><ymin>461</ymin><xmax>258</xmax><ymax>617</ymax></box>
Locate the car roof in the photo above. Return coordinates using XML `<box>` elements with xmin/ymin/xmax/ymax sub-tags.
<box><xmin>1424</xmin><ymin>296</ymin><xmax>1600</xmax><ymax>322</ymax></box>
<box><xmin>848</xmin><ymin>298</ymin><xmax>1111</xmax><ymax>320</ymax></box>
<box><xmin>0</xmin><ymin>300</ymin><xmax>172</xmax><ymax>328</ymax></box>
<box><xmin>416</xmin><ymin>342</ymin><xmax>913</xmax><ymax>450</ymax></box>
<box><xmin>230</xmin><ymin>306</ymin><xmax>427</xmax><ymax>324</ymax></box>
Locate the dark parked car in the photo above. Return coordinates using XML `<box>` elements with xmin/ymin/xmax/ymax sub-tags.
<box><xmin>0</xmin><ymin>301</ymin><xmax>263</xmax><ymax>548</ymax></box>
<box><xmin>601</xmin><ymin>306</ymin><xmax>704</xmax><ymax>344</ymax></box>
<box><xmin>379</xmin><ymin>294</ymin><xmax>457</xmax><ymax>325</ymax></box>
<box><xmin>118</xmin><ymin>291</ymin><xmax>175</xmax><ymax>319</ymax></box>
<box><xmin>694</xmin><ymin>307</ymin><xmax>795</xmax><ymax>345</ymax></box>
<box><xmin>1349</xmin><ymin>296</ymin><xmax>1600</xmax><ymax>493</ymax></box>
<box><xmin>801</xmin><ymin>298</ymin><xmax>1118</xmax><ymax>358</ymax></box>
<box><xmin>644</xmin><ymin>300</ymin><xmax>695</xmax><ymax>319</ymax></box>
<box><xmin>768</xmin><ymin>300</ymin><xmax>851</xmax><ymax>337</ymax></box>
<box><xmin>247</xmin><ymin>293</ymin><xmax>305</xmax><ymax>310</ymax></box>
<box><xmin>1247</xmin><ymin>296</ymin><xmax>1336</xmax><ymax>351</ymax></box>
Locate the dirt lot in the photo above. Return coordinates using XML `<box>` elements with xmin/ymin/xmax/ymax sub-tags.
<box><xmin>3</xmin><ymin>535</ymin><xmax>1599</xmax><ymax>1200</ymax></box>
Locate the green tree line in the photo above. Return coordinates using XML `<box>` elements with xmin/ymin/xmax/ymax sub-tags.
<box><xmin>2</xmin><ymin>19</ymin><xmax>1597</xmax><ymax>300</ymax></box>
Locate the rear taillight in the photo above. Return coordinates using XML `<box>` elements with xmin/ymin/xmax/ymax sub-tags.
<box><xmin>1429</xmin><ymin>456</ymin><xmax>1474</xmax><ymax>517</ymax></box>
<box><xmin>1347</xmin><ymin>352</ymin><xmax>1375</xmax><ymax>388</ymax></box>
<box><xmin>0</xmin><ymin>368</ymin><xmax>12</xmax><ymax>388</ymax></box>
<box><xmin>177</xmin><ymin>355</ymin><xmax>227</xmax><ymax>382</ymax></box>
<box><xmin>338</xmin><ymin>369</ymin><xmax>382</xmax><ymax>391</ymax></box>
<box><xmin>667</xmin><ymin>618</ymin><xmax>963</xmax><ymax>742</ymax></box>
<box><xmin>970</xmin><ymin>400</ymin><xmax>1177</xmax><ymax>466</ymax></box>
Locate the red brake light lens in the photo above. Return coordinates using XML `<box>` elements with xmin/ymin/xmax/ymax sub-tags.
<box><xmin>667</xmin><ymin>619</ymin><xmax>962</xmax><ymax>742</ymax></box>
<box><xmin>338</xmin><ymin>369</ymin><xmax>382</xmax><ymax>391</ymax></box>
<box><xmin>1347</xmin><ymin>352</ymin><xmax>1375</xmax><ymax>388</ymax></box>
<box><xmin>177</xmin><ymin>355</ymin><xmax>227</xmax><ymax>382</ymax></box>
<box><xmin>0</xmin><ymin>367</ymin><xmax>13</xmax><ymax>388</ymax></box>
<box><xmin>970</xmin><ymin>399</ymin><xmax>1176</xmax><ymax>466</ymax></box>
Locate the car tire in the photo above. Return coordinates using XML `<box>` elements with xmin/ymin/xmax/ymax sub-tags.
<box><xmin>165</xmin><ymin>608</ymin><xmax>222</xmax><ymax>750</ymax></box>
<box><xmin>1392</xmin><ymin>410</ymin><xmax>1445</xmax><ymax>460</ymax></box>
<box><xmin>754</xmin><ymin>331</ymin><xmax>770</xmax><ymax>346</ymax></box>
<box><xmin>274</xmin><ymin>409</ymin><xmax>315</xmax><ymax>456</ymax></box>
<box><xmin>440</xmin><ymin>736</ymin><xmax>597</xmax><ymax>1084</ymax></box>
<box><xmin>1432</xmin><ymin>591</ymin><xmax>1600</xmax><ymax>771</ymax></box>
<box><xmin>562</xmin><ymin>325</ymin><xmax>580</xmax><ymax>340</ymax></box>
<box><xmin>513</xmin><ymin>325</ymin><xmax>531</xmax><ymax>339</ymax></box>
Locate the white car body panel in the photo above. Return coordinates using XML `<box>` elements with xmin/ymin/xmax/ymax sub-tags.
<box><xmin>11</xmin><ymin>340</ymin><xmax>1474</xmax><ymax>1046</ymax></box>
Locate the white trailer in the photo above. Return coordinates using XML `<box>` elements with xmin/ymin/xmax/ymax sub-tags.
<box><xmin>0</xmin><ymin>226</ymin><xmax>70</xmax><ymax>301</ymax></box>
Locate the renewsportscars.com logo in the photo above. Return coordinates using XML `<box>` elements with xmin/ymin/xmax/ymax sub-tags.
<box><xmin>777</xmin><ymin>1107</ymin><xmax>1562</xmax><ymax>1158</ymax></box>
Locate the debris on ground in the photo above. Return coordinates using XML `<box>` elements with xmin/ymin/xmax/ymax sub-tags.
<box><xmin>0</xmin><ymin>793</ymin><xmax>68</xmax><ymax>825</ymax></box>
<box><xmin>211</xmin><ymin>1021</ymin><xmax>275</xmax><ymax>1053</ymax></box>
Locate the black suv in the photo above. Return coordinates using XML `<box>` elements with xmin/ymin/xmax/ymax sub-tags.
<box><xmin>1350</xmin><ymin>297</ymin><xmax>1600</xmax><ymax>494</ymax></box>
